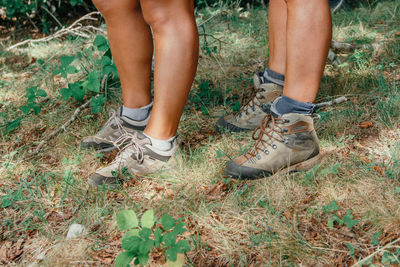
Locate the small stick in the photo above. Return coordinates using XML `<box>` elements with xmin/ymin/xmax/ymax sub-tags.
<box><xmin>7</xmin><ymin>12</ymin><xmax>103</xmax><ymax>51</ymax></box>
<box><xmin>28</xmin><ymin>75</ymin><xmax>108</xmax><ymax>157</ymax></box>
<box><xmin>315</xmin><ymin>96</ymin><xmax>348</xmax><ymax>109</ymax></box>
<box><xmin>351</xmin><ymin>238</ymin><xmax>400</xmax><ymax>267</ymax></box>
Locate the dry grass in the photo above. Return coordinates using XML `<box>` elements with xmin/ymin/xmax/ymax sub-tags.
<box><xmin>1</xmin><ymin>1</ymin><xmax>400</xmax><ymax>266</ymax></box>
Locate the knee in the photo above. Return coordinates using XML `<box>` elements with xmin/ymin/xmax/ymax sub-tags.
<box><xmin>142</xmin><ymin>1</ymin><xmax>194</xmax><ymax>30</ymax></box>
<box><xmin>142</xmin><ymin>6</ymin><xmax>170</xmax><ymax>29</ymax></box>
<box><xmin>92</xmin><ymin>0</ymin><xmax>138</xmax><ymax>17</ymax></box>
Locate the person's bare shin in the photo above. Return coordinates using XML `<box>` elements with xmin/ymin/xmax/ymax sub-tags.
<box><xmin>268</xmin><ymin>0</ymin><xmax>287</xmax><ymax>75</ymax></box>
<box><xmin>93</xmin><ymin>0</ymin><xmax>153</xmax><ymax>108</ymax></box>
<box><xmin>283</xmin><ymin>0</ymin><xmax>332</xmax><ymax>102</ymax></box>
<box><xmin>141</xmin><ymin>0</ymin><xmax>199</xmax><ymax>140</ymax></box>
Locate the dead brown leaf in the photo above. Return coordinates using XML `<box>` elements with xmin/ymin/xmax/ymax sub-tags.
<box><xmin>359</xmin><ymin>121</ymin><xmax>374</xmax><ymax>129</ymax></box>
<box><xmin>165</xmin><ymin>188</ymin><xmax>174</xmax><ymax>200</ymax></box>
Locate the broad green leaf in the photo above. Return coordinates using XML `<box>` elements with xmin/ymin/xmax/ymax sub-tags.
<box><xmin>141</xmin><ymin>210</ymin><xmax>155</xmax><ymax>229</ymax></box>
<box><xmin>175</xmin><ymin>240</ymin><xmax>190</xmax><ymax>253</ymax></box>
<box><xmin>114</xmin><ymin>251</ymin><xmax>135</xmax><ymax>267</ymax></box>
<box><xmin>117</xmin><ymin>210</ymin><xmax>138</xmax><ymax>230</ymax></box>
<box><xmin>342</xmin><ymin>210</ymin><xmax>359</xmax><ymax>229</ymax></box>
<box><xmin>69</xmin><ymin>83</ymin><xmax>85</xmax><ymax>102</ymax></box>
<box><xmin>322</xmin><ymin>200</ymin><xmax>339</xmax><ymax>214</ymax></box>
<box><xmin>5</xmin><ymin>118</ymin><xmax>21</xmax><ymax>134</ymax></box>
<box><xmin>94</xmin><ymin>35</ymin><xmax>109</xmax><ymax>52</ymax></box>
<box><xmin>345</xmin><ymin>243</ymin><xmax>356</xmax><ymax>257</ymax></box>
<box><xmin>121</xmin><ymin>229</ymin><xmax>140</xmax><ymax>243</ymax></box>
<box><xmin>60</xmin><ymin>87</ymin><xmax>71</xmax><ymax>101</ymax></box>
<box><xmin>371</xmin><ymin>231</ymin><xmax>381</xmax><ymax>246</ymax></box>
<box><xmin>165</xmin><ymin>246</ymin><xmax>179</xmax><ymax>262</ymax></box>
<box><xmin>83</xmin><ymin>71</ymin><xmax>100</xmax><ymax>93</ymax></box>
<box><xmin>139</xmin><ymin>228</ymin><xmax>152</xmax><ymax>239</ymax></box>
<box><xmin>138</xmin><ymin>238</ymin><xmax>154</xmax><ymax>255</ymax></box>
<box><xmin>20</xmin><ymin>105</ymin><xmax>30</xmax><ymax>114</ymax></box>
<box><xmin>171</xmin><ymin>222</ymin><xmax>187</xmax><ymax>235</ymax></box>
<box><xmin>121</xmin><ymin>235</ymin><xmax>141</xmax><ymax>252</ymax></box>
<box><xmin>100</xmin><ymin>55</ymin><xmax>111</xmax><ymax>66</ymax></box>
<box><xmin>137</xmin><ymin>253</ymin><xmax>150</xmax><ymax>266</ymax></box>
<box><xmin>163</xmin><ymin>231</ymin><xmax>177</xmax><ymax>247</ymax></box>
<box><xmin>32</xmin><ymin>104</ymin><xmax>41</xmax><ymax>115</ymax></box>
<box><xmin>36</xmin><ymin>89</ymin><xmax>47</xmax><ymax>97</ymax></box>
<box><xmin>60</xmin><ymin>56</ymin><xmax>75</xmax><ymax>67</ymax></box>
<box><xmin>90</xmin><ymin>95</ymin><xmax>105</xmax><ymax>114</ymax></box>
<box><xmin>154</xmin><ymin>227</ymin><xmax>162</xmax><ymax>247</ymax></box>
<box><xmin>161</xmin><ymin>214</ymin><xmax>175</xmax><ymax>231</ymax></box>
<box><xmin>66</xmin><ymin>65</ymin><xmax>78</xmax><ymax>74</ymax></box>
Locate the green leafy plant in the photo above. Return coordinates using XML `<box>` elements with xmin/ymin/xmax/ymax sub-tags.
<box><xmin>20</xmin><ymin>86</ymin><xmax>47</xmax><ymax>115</ymax></box>
<box><xmin>115</xmin><ymin>209</ymin><xmax>191</xmax><ymax>267</ymax></box>
<box><xmin>322</xmin><ymin>201</ymin><xmax>359</xmax><ymax>230</ymax></box>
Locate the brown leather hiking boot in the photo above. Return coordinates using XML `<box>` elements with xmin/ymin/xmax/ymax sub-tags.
<box><xmin>224</xmin><ymin>112</ymin><xmax>321</xmax><ymax>179</ymax></box>
<box><xmin>216</xmin><ymin>73</ymin><xmax>283</xmax><ymax>132</ymax></box>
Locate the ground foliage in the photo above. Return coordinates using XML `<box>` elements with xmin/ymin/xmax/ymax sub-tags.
<box><xmin>0</xmin><ymin>0</ymin><xmax>400</xmax><ymax>266</ymax></box>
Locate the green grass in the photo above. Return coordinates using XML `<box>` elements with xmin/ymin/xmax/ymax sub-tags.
<box><xmin>1</xmin><ymin>1</ymin><xmax>400</xmax><ymax>266</ymax></box>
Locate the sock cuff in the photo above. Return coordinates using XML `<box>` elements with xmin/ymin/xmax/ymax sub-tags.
<box><xmin>122</xmin><ymin>101</ymin><xmax>153</xmax><ymax>112</ymax></box>
<box><xmin>263</xmin><ymin>68</ymin><xmax>285</xmax><ymax>86</ymax></box>
<box><xmin>272</xmin><ymin>95</ymin><xmax>315</xmax><ymax>116</ymax></box>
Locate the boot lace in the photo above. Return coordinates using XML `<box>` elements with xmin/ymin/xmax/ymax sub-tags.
<box><xmin>237</xmin><ymin>81</ymin><xmax>266</xmax><ymax>118</ymax></box>
<box><xmin>245</xmin><ymin>114</ymin><xmax>287</xmax><ymax>160</ymax></box>
<box><xmin>112</xmin><ymin>133</ymin><xmax>145</xmax><ymax>166</ymax></box>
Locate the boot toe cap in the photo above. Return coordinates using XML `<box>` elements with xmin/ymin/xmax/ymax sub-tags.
<box><xmin>224</xmin><ymin>160</ymin><xmax>272</xmax><ymax>180</ymax></box>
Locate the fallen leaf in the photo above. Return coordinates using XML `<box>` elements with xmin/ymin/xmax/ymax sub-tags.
<box><xmin>165</xmin><ymin>188</ymin><xmax>174</xmax><ymax>200</ymax></box>
<box><xmin>372</xmin><ymin>166</ymin><xmax>384</xmax><ymax>175</ymax></box>
<box><xmin>359</xmin><ymin>121</ymin><xmax>374</xmax><ymax>128</ymax></box>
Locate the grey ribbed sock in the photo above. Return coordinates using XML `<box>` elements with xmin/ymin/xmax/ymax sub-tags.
<box><xmin>144</xmin><ymin>133</ymin><xmax>175</xmax><ymax>151</ymax></box>
<box><xmin>271</xmin><ymin>95</ymin><xmax>315</xmax><ymax>116</ymax></box>
<box><xmin>121</xmin><ymin>102</ymin><xmax>153</xmax><ymax>121</ymax></box>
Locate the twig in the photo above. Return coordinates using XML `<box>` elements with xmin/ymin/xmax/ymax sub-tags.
<box><xmin>28</xmin><ymin>98</ymin><xmax>91</xmax><ymax>156</ymax></box>
<box><xmin>7</xmin><ymin>12</ymin><xmax>104</xmax><ymax>51</ymax></box>
<box><xmin>351</xmin><ymin>238</ymin><xmax>400</xmax><ymax>267</ymax></box>
<box><xmin>315</xmin><ymin>96</ymin><xmax>348</xmax><ymax>109</ymax></box>
<box><xmin>41</xmin><ymin>6</ymin><xmax>63</xmax><ymax>29</ymax></box>
<box><xmin>28</xmin><ymin>75</ymin><xmax>108</xmax><ymax>157</ymax></box>
<box><xmin>332</xmin><ymin>40</ymin><xmax>355</xmax><ymax>52</ymax></box>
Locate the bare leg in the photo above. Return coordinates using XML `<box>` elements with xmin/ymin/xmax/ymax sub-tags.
<box><xmin>283</xmin><ymin>0</ymin><xmax>332</xmax><ymax>102</ymax></box>
<box><xmin>92</xmin><ymin>0</ymin><xmax>153</xmax><ymax>108</ymax></box>
<box><xmin>141</xmin><ymin>0</ymin><xmax>199</xmax><ymax>139</ymax></box>
<box><xmin>268</xmin><ymin>0</ymin><xmax>287</xmax><ymax>75</ymax></box>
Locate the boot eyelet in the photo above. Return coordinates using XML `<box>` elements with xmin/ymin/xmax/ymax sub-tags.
<box><xmin>252</xmin><ymin>106</ymin><xmax>256</xmax><ymax>111</ymax></box>
<box><xmin>283</xmin><ymin>138</ymin><xmax>289</xmax><ymax>144</ymax></box>
<box><xmin>264</xmin><ymin>149</ymin><xmax>269</xmax><ymax>155</ymax></box>
<box><xmin>256</xmin><ymin>154</ymin><xmax>261</xmax><ymax>160</ymax></box>
<box><xmin>245</xmin><ymin>111</ymin><xmax>249</xmax><ymax>115</ymax></box>
<box><xmin>285</xmin><ymin>119</ymin><xmax>290</xmax><ymax>123</ymax></box>
<box><xmin>272</xmin><ymin>144</ymin><xmax>277</xmax><ymax>149</ymax></box>
<box><xmin>282</xmin><ymin>128</ymin><xmax>288</xmax><ymax>133</ymax></box>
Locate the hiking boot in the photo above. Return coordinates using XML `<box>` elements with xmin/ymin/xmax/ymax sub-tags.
<box><xmin>81</xmin><ymin>108</ymin><xmax>148</xmax><ymax>153</ymax></box>
<box><xmin>224</xmin><ymin>112</ymin><xmax>321</xmax><ymax>180</ymax></box>
<box><xmin>88</xmin><ymin>132</ymin><xmax>180</xmax><ymax>187</ymax></box>
<box><xmin>216</xmin><ymin>73</ymin><xmax>283</xmax><ymax>132</ymax></box>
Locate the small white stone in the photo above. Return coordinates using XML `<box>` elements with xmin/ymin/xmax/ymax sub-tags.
<box><xmin>66</xmin><ymin>224</ymin><xmax>87</xmax><ymax>239</ymax></box>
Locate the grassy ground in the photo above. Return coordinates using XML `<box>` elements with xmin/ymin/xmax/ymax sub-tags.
<box><xmin>1</xmin><ymin>1</ymin><xmax>400</xmax><ymax>266</ymax></box>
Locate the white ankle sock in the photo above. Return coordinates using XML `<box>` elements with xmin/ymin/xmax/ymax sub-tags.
<box><xmin>122</xmin><ymin>102</ymin><xmax>153</xmax><ymax>121</ymax></box>
<box><xmin>143</xmin><ymin>133</ymin><xmax>175</xmax><ymax>151</ymax></box>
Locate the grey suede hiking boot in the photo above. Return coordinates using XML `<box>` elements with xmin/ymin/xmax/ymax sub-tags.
<box><xmin>224</xmin><ymin>112</ymin><xmax>321</xmax><ymax>180</ymax></box>
<box><xmin>81</xmin><ymin>108</ymin><xmax>148</xmax><ymax>153</ymax></box>
<box><xmin>88</xmin><ymin>132</ymin><xmax>180</xmax><ymax>187</ymax></box>
<box><xmin>216</xmin><ymin>73</ymin><xmax>283</xmax><ymax>132</ymax></box>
